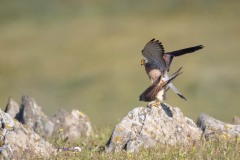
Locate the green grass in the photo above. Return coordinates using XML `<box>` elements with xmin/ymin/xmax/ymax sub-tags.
<box><xmin>0</xmin><ymin>1</ymin><xmax>240</xmax><ymax>128</ymax></box>
<box><xmin>51</xmin><ymin>128</ymin><xmax>240</xmax><ymax>160</ymax></box>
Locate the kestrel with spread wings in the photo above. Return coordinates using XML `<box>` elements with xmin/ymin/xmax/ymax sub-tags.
<box><xmin>141</xmin><ymin>38</ymin><xmax>204</xmax><ymax>100</ymax></box>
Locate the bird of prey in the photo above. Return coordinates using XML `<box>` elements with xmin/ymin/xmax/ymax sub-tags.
<box><xmin>139</xmin><ymin>67</ymin><xmax>182</xmax><ymax>107</ymax></box>
<box><xmin>141</xmin><ymin>38</ymin><xmax>204</xmax><ymax>100</ymax></box>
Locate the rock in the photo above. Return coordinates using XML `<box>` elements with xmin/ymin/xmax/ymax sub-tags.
<box><xmin>4</xmin><ymin>97</ymin><xmax>19</xmax><ymax>118</ymax></box>
<box><xmin>51</xmin><ymin>109</ymin><xmax>92</xmax><ymax>140</ymax></box>
<box><xmin>44</xmin><ymin>120</ymin><xmax>55</xmax><ymax>138</ymax></box>
<box><xmin>0</xmin><ymin>109</ymin><xmax>56</xmax><ymax>159</ymax></box>
<box><xmin>106</xmin><ymin>103</ymin><xmax>202</xmax><ymax>152</ymax></box>
<box><xmin>5</xmin><ymin>96</ymin><xmax>93</xmax><ymax>140</ymax></box>
<box><xmin>16</xmin><ymin>95</ymin><xmax>52</xmax><ymax>138</ymax></box>
<box><xmin>197</xmin><ymin>113</ymin><xmax>240</xmax><ymax>141</ymax></box>
<box><xmin>233</xmin><ymin>116</ymin><xmax>240</xmax><ymax>125</ymax></box>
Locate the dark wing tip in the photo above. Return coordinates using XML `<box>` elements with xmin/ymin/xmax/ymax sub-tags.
<box><xmin>142</xmin><ymin>38</ymin><xmax>165</xmax><ymax>60</ymax></box>
<box><xmin>177</xmin><ymin>93</ymin><xmax>187</xmax><ymax>101</ymax></box>
<box><xmin>142</xmin><ymin>38</ymin><xmax>156</xmax><ymax>53</ymax></box>
<box><xmin>153</xmin><ymin>39</ymin><xmax>165</xmax><ymax>53</ymax></box>
<box><xmin>197</xmin><ymin>45</ymin><xmax>204</xmax><ymax>49</ymax></box>
<box><xmin>150</xmin><ymin>38</ymin><xmax>155</xmax><ymax>42</ymax></box>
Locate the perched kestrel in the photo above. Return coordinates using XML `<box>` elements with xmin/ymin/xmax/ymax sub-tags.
<box><xmin>141</xmin><ymin>38</ymin><xmax>203</xmax><ymax>100</ymax></box>
<box><xmin>139</xmin><ymin>67</ymin><xmax>182</xmax><ymax>107</ymax></box>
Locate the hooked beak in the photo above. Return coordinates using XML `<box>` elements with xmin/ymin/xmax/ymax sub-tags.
<box><xmin>141</xmin><ymin>59</ymin><xmax>145</xmax><ymax>66</ymax></box>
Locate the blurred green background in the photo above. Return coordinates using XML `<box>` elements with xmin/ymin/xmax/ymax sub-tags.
<box><xmin>0</xmin><ymin>0</ymin><xmax>240</xmax><ymax>128</ymax></box>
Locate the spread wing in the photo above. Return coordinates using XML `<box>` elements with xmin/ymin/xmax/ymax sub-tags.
<box><xmin>142</xmin><ymin>39</ymin><xmax>167</xmax><ymax>71</ymax></box>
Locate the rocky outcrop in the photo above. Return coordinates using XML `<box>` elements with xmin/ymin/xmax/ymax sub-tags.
<box><xmin>197</xmin><ymin>113</ymin><xmax>240</xmax><ymax>141</ymax></box>
<box><xmin>4</xmin><ymin>96</ymin><xmax>93</xmax><ymax>140</ymax></box>
<box><xmin>4</xmin><ymin>97</ymin><xmax>19</xmax><ymax>118</ymax></box>
<box><xmin>106</xmin><ymin>103</ymin><xmax>202</xmax><ymax>152</ymax></box>
<box><xmin>51</xmin><ymin>109</ymin><xmax>92</xmax><ymax>140</ymax></box>
<box><xmin>17</xmin><ymin>96</ymin><xmax>51</xmax><ymax>138</ymax></box>
<box><xmin>0</xmin><ymin>109</ymin><xmax>56</xmax><ymax>159</ymax></box>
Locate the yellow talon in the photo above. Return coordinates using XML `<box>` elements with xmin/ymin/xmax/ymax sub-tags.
<box><xmin>154</xmin><ymin>101</ymin><xmax>161</xmax><ymax>107</ymax></box>
<box><xmin>148</xmin><ymin>101</ymin><xmax>160</xmax><ymax>108</ymax></box>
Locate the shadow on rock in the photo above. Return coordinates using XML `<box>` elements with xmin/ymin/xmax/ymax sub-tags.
<box><xmin>106</xmin><ymin>103</ymin><xmax>202</xmax><ymax>152</ymax></box>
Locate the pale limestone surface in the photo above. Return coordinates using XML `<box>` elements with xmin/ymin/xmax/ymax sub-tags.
<box><xmin>106</xmin><ymin>103</ymin><xmax>202</xmax><ymax>152</ymax></box>
<box><xmin>51</xmin><ymin>109</ymin><xmax>92</xmax><ymax>139</ymax></box>
<box><xmin>197</xmin><ymin>113</ymin><xmax>240</xmax><ymax>141</ymax></box>
<box><xmin>0</xmin><ymin>109</ymin><xmax>56</xmax><ymax>159</ymax></box>
<box><xmin>5</xmin><ymin>96</ymin><xmax>92</xmax><ymax>140</ymax></box>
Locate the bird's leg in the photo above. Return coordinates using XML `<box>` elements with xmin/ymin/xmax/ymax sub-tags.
<box><xmin>149</xmin><ymin>100</ymin><xmax>161</xmax><ymax>108</ymax></box>
<box><xmin>154</xmin><ymin>100</ymin><xmax>161</xmax><ymax>107</ymax></box>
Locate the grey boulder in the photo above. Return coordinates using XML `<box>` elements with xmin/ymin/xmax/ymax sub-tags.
<box><xmin>4</xmin><ymin>96</ymin><xmax>93</xmax><ymax>140</ymax></box>
<box><xmin>4</xmin><ymin>97</ymin><xmax>19</xmax><ymax>118</ymax></box>
<box><xmin>0</xmin><ymin>109</ymin><xmax>56</xmax><ymax>159</ymax></box>
<box><xmin>16</xmin><ymin>95</ymin><xmax>51</xmax><ymax>138</ymax></box>
<box><xmin>51</xmin><ymin>109</ymin><xmax>92</xmax><ymax>140</ymax></box>
<box><xmin>197</xmin><ymin>113</ymin><xmax>240</xmax><ymax>141</ymax></box>
<box><xmin>106</xmin><ymin>103</ymin><xmax>202</xmax><ymax>152</ymax></box>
